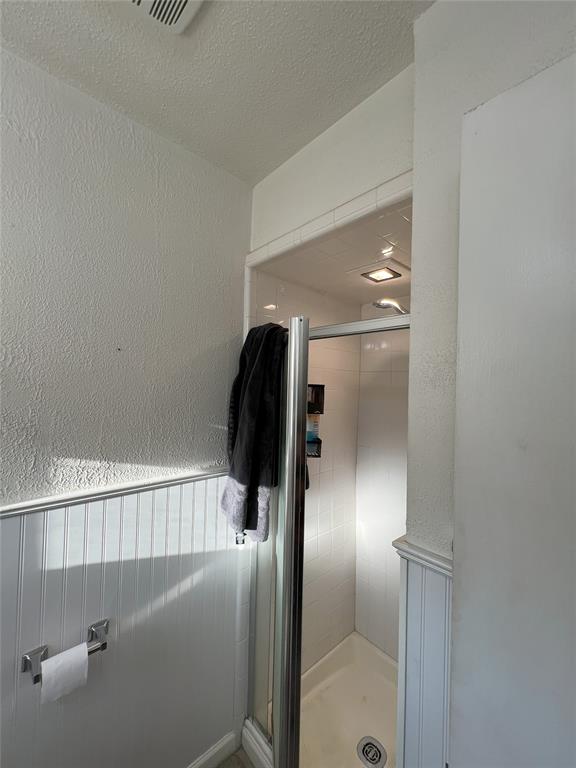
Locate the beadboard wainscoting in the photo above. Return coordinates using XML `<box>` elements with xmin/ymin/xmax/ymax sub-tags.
<box><xmin>0</xmin><ymin>474</ymin><xmax>251</xmax><ymax>768</ymax></box>
<box><xmin>393</xmin><ymin>537</ymin><xmax>452</xmax><ymax>768</ymax></box>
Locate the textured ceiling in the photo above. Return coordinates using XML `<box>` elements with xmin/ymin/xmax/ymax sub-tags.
<box><xmin>0</xmin><ymin>0</ymin><xmax>429</xmax><ymax>183</ymax></box>
<box><xmin>259</xmin><ymin>198</ymin><xmax>412</xmax><ymax>304</ymax></box>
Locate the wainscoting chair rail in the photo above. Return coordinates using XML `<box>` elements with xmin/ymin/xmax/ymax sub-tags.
<box><xmin>0</xmin><ymin>467</ymin><xmax>228</xmax><ymax>519</ymax></box>
<box><xmin>392</xmin><ymin>535</ymin><xmax>453</xmax><ymax>576</ymax></box>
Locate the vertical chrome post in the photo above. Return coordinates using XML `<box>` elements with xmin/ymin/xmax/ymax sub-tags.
<box><xmin>274</xmin><ymin>316</ymin><xmax>309</xmax><ymax>768</ymax></box>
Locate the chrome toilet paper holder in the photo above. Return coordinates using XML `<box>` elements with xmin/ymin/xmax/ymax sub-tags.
<box><xmin>87</xmin><ymin>618</ymin><xmax>110</xmax><ymax>654</ymax></box>
<box><xmin>21</xmin><ymin>618</ymin><xmax>110</xmax><ymax>685</ymax></box>
<box><xmin>21</xmin><ymin>645</ymin><xmax>48</xmax><ymax>685</ymax></box>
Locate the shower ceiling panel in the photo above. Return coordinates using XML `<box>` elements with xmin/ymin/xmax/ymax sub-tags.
<box><xmin>258</xmin><ymin>199</ymin><xmax>412</xmax><ymax>305</ymax></box>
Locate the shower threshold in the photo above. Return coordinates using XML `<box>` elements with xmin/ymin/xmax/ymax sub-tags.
<box><xmin>300</xmin><ymin>632</ymin><xmax>397</xmax><ymax>768</ymax></box>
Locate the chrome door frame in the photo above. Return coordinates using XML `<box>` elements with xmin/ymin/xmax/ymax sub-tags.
<box><xmin>274</xmin><ymin>316</ymin><xmax>309</xmax><ymax>768</ymax></box>
<box><xmin>309</xmin><ymin>314</ymin><xmax>410</xmax><ymax>340</ymax></box>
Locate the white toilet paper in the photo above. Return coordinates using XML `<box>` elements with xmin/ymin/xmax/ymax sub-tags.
<box><xmin>40</xmin><ymin>642</ymin><xmax>88</xmax><ymax>704</ymax></box>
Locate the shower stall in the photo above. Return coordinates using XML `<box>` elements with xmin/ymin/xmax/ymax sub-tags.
<box><xmin>246</xmin><ymin>313</ymin><xmax>410</xmax><ymax>768</ymax></box>
<box><xmin>244</xmin><ymin>199</ymin><xmax>412</xmax><ymax>768</ymax></box>
<box><xmin>249</xmin><ymin>313</ymin><xmax>410</xmax><ymax>768</ymax></box>
<box><xmin>245</xmin><ymin>199</ymin><xmax>412</xmax><ymax>768</ymax></box>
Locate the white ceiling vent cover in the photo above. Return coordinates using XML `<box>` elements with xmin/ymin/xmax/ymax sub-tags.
<box><xmin>131</xmin><ymin>0</ymin><xmax>203</xmax><ymax>33</ymax></box>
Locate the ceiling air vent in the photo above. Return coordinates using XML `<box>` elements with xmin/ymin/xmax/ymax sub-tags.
<box><xmin>131</xmin><ymin>0</ymin><xmax>203</xmax><ymax>34</ymax></box>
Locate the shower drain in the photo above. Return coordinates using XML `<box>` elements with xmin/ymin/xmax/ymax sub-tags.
<box><xmin>356</xmin><ymin>736</ymin><xmax>387</xmax><ymax>767</ymax></box>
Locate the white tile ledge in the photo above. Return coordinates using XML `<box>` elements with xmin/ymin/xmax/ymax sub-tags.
<box><xmin>392</xmin><ymin>535</ymin><xmax>453</xmax><ymax>577</ymax></box>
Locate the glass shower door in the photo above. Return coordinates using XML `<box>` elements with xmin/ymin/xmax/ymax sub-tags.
<box><xmin>248</xmin><ymin>313</ymin><xmax>411</xmax><ymax>768</ymax></box>
<box><xmin>246</xmin><ymin>316</ymin><xmax>309</xmax><ymax>768</ymax></box>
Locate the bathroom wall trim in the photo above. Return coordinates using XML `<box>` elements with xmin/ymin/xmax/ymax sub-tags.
<box><xmin>186</xmin><ymin>732</ymin><xmax>239</xmax><ymax>768</ymax></box>
<box><xmin>242</xmin><ymin>718</ymin><xmax>274</xmax><ymax>768</ymax></box>
<box><xmin>394</xmin><ymin>537</ymin><xmax>452</xmax><ymax>768</ymax></box>
<box><xmin>0</xmin><ymin>467</ymin><xmax>228</xmax><ymax>519</ymax></box>
<box><xmin>393</xmin><ymin>536</ymin><xmax>453</xmax><ymax>577</ymax></box>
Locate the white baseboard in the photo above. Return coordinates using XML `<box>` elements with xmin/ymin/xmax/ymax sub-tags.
<box><xmin>186</xmin><ymin>732</ymin><xmax>238</xmax><ymax>768</ymax></box>
<box><xmin>242</xmin><ymin>718</ymin><xmax>273</xmax><ymax>768</ymax></box>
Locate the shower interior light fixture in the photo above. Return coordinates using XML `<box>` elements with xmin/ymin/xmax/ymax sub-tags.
<box><xmin>362</xmin><ymin>266</ymin><xmax>401</xmax><ymax>283</ymax></box>
<box><xmin>372</xmin><ymin>298</ymin><xmax>409</xmax><ymax>315</ymax></box>
<box><xmin>264</xmin><ymin>304</ymin><xmax>278</xmax><ymax>310</ymax></box>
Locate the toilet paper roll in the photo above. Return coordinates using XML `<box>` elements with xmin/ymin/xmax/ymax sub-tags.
<box><xmin>40</xmin><ymin>642</ymin><xmax>88</xmax><ymax>704</ymax></box>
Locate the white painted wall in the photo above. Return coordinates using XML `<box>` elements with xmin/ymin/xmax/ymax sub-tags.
<box><xmin>409</xmin><ymin>0</ymin><xmax>576</xmax><ymax>557</ymax></box>
<box><xmin>355</xmin><ymin>302</ymin><xmax>410</xmax><ymax>661</ymax></box>
<box><xmin>0</xmin><ymin>475</ymin><xmax>251</xmax><ymax>768</ymax></box>
<box><xmin>0</xmin><ymin>50</ymin><xmax>251</xmax><ymax>507</ymax></box>
<box><xmin>452</xmin><ymin>54</ymin><xmax>575</xmax><ymax>768</ymax></box>
<box><xmin>250</xmin><ymin>66</ymin><xmax>414</xmax><ymax>251</ymax></box>
<box><xmin>250</xmin><ymin>270</ymin><xmax>360</xmax><ymax>672</ymax></box>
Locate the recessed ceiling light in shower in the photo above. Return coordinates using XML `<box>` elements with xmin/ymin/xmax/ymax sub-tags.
<box><xmin>361</xmin><ymin>266</ymin><xmax>401</xmax><ymax>283</ymax></box>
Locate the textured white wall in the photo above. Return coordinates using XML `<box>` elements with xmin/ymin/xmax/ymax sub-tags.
<box><xmin>355</xmin><ymin>302</ymin><xmax>409</xmax><ymax>661</ymax></box>
<box><xmin>0</xmin><ymin>50</ymin><xmax>251</xmax><ymax>507</ymax></box>
<box><xmin>250</xmin><ymin>270</ymin><xmax>360</xmax><ymax>672</ymax></box>
<box><xmin>409</xmin><ymin>0</ymin><xmax>576</xmax><ymax>557</ymax></box>
<box><xmin>250</xmin><ymin>65</ymin><xmax>414</xmax><ymax>251</ymax></box>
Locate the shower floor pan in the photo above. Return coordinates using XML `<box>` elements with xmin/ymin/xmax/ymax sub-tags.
<box><xmin>300</xmin><ymin>632</ymin><xmax>397</xmax><ymax>768</ymax></box>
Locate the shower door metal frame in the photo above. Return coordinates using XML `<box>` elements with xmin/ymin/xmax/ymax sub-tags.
<box><xmin>309</xmin><ymin>314</ymin><xmax>410</xmax><ymax>340</ymax></box>
<box><xmin>273</xmin><ymin>316</ymin><xmax>309</xmax><ymax>768</ymax></box>
<box><xmin>273</xmin><ymin>312</ymin><xmax>411</xmax><ymax>768</ymax></box>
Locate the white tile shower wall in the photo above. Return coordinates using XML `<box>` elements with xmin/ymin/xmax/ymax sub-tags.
<box><xmin>355</xmin><ymin>301</ymin><xmax>409</xmax><ymax>660</ymax></box>
<box><xmin>304</xmin><ymin>341</ymin><xmax>359</xmax><ymax>673</ymax></box>
<box><xmin>250</xmin><ymin>270</ymin><xmax>361</xmax><ymax>671</ymax></box>
<box><xmin>247</xmin><ymin>268</ymin><xmax>359</xmax><ymax>331</ymax></box>
<box><xmin>0</xmin><ymin>476</ymin><xmax>250</xmax><ymax>768</ymax></box>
